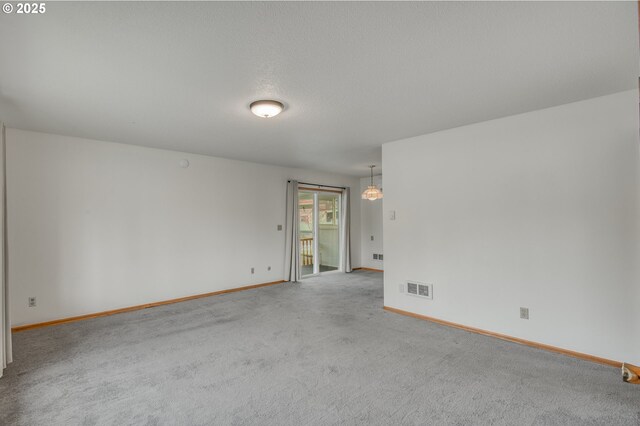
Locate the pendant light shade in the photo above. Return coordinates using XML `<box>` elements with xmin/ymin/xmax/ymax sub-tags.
<box><xmin>362</xmin><ymin>185</ymin><xmax>383</xmax><ymax>201</ymax></box>
<box><xmin>361</xmin><ymin>165</ymin><xmax>383</xmax><ymax>201</ymax></box>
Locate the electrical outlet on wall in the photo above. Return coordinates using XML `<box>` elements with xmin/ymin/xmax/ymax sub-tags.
<box><xmin>251</xmin><ymin>267</ymin><xmax>255</xmax><ymax>274</ymax></box>
<box><xmin>373</xmin><ymin>254</ymin><xmax>378</xmax><ymax>260</ymax></box>
<box><xmin>28</xmin><ymin>297</ymin><xmax>36</xmax><ymax>307</ymax></box>
<box><xmin>267</xmin><ymin>266</ymin><xmax>271</xmax><ymax>271</ymax></box>
<box><xmin>371</xmin><ymin>235</ymin><xmax>374</xmax><ymax>241</ymax></box>
<box><xmin>378</xmin><ymin>254</ymin><xmax>383</xmax><ymax>260</ymax></box>
<box><xmin>520</xmin><ymin>307</ymin><xmax>529</xmax><ymax>320</ymax></box>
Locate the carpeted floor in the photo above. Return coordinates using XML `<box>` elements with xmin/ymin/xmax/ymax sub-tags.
<box><xmin>1</xmin><ymin>271</ymin><xmax>638</xmax><ymax>425</ymax></box>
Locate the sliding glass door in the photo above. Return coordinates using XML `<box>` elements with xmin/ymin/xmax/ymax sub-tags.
<box><xmin>299</xmin><ymin>189</ymin><xmax>341</xmax><ymax>277</ymax></box>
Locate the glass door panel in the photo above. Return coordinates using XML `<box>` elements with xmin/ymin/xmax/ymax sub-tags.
<box><xmin>299</xmin><ymin>191</ymin><xmax>315</xmax><ymax>276</ymax></box>
<box><xmin>317</xmin><ymin>193</ymin><xmax>340</xmax><ymax>272</ymax></box>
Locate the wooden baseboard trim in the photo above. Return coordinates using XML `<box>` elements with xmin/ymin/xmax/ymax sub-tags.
<box><xmin>12</xmin><ymin>280</ymin><xmax>286</xmax><ymax>333</ymax></box>
<box><xmin>353</xmin><ymin>267</ymin><xmax>384</xmax><ymax>273</ymax></box>
<box><xmin>383</xmin><ymin>306</ymin><xmax>622</xmax><ymax>368</ymax></box>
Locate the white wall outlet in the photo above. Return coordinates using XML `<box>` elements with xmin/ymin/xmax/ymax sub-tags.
<box><xmin>520</xmin><ymin>307</ymin><xmax>529</xmax><ymax>320</ymax></box>
<box><xmin>371</xmin><ymin>235</ymin><xmax>374</xmax><ymax>241</ymax></box>
<box><xmin>251</xmin><ymin>267</ymin><xmax>255</xmax><ymax>274</ymax></box>
<box><xmin>267</xmin><ymin>266</ymin><xmax>271</xmax><ymax>271</ymax></box>
<box><xmin>388</xmin><ymin>210</ymin><xmax>396</xmax><ymax>220</ymax></box>
<box><xmin>28</xmin><ymin>297</ymin><xmax>36</xmax><ymax>307</ymax></box>
<box><xmin>277</xmin><ymin>225</ymin><xmax>283</xmax><ymax>231</ymax></box>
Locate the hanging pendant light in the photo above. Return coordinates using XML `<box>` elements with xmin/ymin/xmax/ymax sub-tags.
<box><xmin>361</xmin><ymin>165</ymin><xmax>383</xmax><ymax>201</ymax></box>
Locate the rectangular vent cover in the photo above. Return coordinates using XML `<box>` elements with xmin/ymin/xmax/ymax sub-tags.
<box><xmin>406</xmin><ymin>281</ymin><xmax>433</xmax><ymax>300</ymax></box>
<box><xmin>418</xmin><ymin>284</ymin><xmax>430</xmax><ymax>297</ymax></box>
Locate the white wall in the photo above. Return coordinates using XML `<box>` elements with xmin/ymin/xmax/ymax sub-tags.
<box><xmin>383</xmin><ymin>90</ymin><xmax>639</xmax><ymax>365</ymax></box>
<box><xmin>636</xmin><ymin>127</ymin><xmax>640</xmax><ymax>367</ymax></box>
<box><xmin>6</xmin><ymin>129</ymin><xmax>361</xmax><ymax>326</ymax></box>
<box><xmin>360</xmin><ymin>176</ymin><xmax>384</xmax><ymax>269</ymax></box>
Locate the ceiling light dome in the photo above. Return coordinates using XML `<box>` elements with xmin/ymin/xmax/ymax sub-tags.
<box><xmin>361</xmin><ymin>165</ymin><xmax>383</xmax><ymax>201</ymax></box>
<box><xmin>250</xmin><ymin>100</ymin><xmax>284</xmax><ymax>118</ymax></box>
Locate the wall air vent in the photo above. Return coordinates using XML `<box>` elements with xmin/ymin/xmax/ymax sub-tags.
<box><xmin>418</xmin><ymin>284</ymin><xmax>430</xmax><ymax>298</ymax></box>
<box><xmin>406</xmin><ymin>281</ymin><xmax>433</xmax><ymax>300</ymax></box>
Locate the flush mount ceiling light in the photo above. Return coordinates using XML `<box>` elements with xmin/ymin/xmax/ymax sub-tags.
<box><xmin>362</xmin><ymin>165</ymin><xmax>383</xmax><ymax>201</ymax></box>
<box><xmin>250</xmin><ymin>100</ymin><xmax>284</xmax><ymax>118</ymax></box>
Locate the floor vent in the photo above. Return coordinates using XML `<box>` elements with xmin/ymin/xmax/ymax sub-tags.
<box><xmin>406</xmin><ymin>281</ymin><xmax>433</xmax><ymax>300</ymax></box>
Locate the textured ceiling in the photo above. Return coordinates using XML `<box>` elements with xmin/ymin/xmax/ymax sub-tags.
<box><xmin>0</xmin><ymin>2</ymin><xmax>637</xmax><ymax>176</ymax></box>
